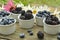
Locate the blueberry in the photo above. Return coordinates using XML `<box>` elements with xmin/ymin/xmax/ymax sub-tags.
<box><xmin>38</xmin><ymin>11</ymin><xmax>42</xmax><ymax>14</ymax></box>
<box><xmin>37</xmin><ymin>31</ymin><xmax>44</xmax><ymax>39</ymax></box>
<box><xmin>7</xmin><ymin>19</ymin><xmax>14</xmax><ymax>24</ymax></box>
<box><xmin>26</xmin><ymin>10</ymin><xmax>32</xmax><ymax>13</ymax></box>
<box><xmin>0</xmin><ymin>22</ymin><xmax>4</xmax><ymax>25</ymax></box>
<box><xmin>27</xmin><ymin>30</ymin><xmax>32</xmax><ymax>33</ymax></box>
<box><xmin>1</xmin><ymin>19</ymin><xmax>4</xmax><ymax>22</ymax></box>
<box><xmin>29</xmin><ymin>32</ymin><xmax>33</xmax><ymax>36</ymax></box>
<box><xmin>0</xmin><ymin>15</ymin><xmax>2</xmax><ymax>17</ymax></box>
<box><xmin>3</xmin><ymin>19</ymin><xmax>8</xmax><ymax>23</ymax></box>
<box><xmin>0</xmin><ymin>18</ymin><xmax>15</xmax><ymax>25</ymax></box>
<box><xmin>0</xmin><ymin>10</ymin><xmax>10</xmax><ymax>17</ymax></box>
<box><xmin>8</xmin><ymin>21</ymin><xmax>12</xmax><ymax>24</ymax></box>
<box><xmin>19</xmin><ymin>33</ymin><xmax>25</xmax><ymax>38</ymax></box>
<box><xmin>43</xmin><ymin>13</ymin><xmax>49</xmax><ymax>17</ymax></box>
<box><xmin>36</xmin><ymin>14</ymin><xmax>42</xmax><ymax>17</ymax></box>
<box><xmin>3</xmin><ymin>20</ymin><xmax>8</xmax><ymax>25</ymax></box>
<box><xmin>3</xmin><ymin>14</ymin><xmax>6</xmax><ymax>17</ymax></box>
<box><xmin>43</xmin><ymin>10</ymin><xmax>47</xmax><ymax>13</ymax></box>
<box><xmin>9</xmin><ymin>19</ymin><xmax>14</xmax><ymax>23</ymax></box>
<box><xmin>38</xmin><ymin>11</ymin><xmax>51</xmax><ymax>17</ymax></box>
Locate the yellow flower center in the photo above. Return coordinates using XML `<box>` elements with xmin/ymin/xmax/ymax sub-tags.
<box><xmin>32</xmin><ymin>9</ymin><xmax>37</xmax><ymax>14</ymax></box>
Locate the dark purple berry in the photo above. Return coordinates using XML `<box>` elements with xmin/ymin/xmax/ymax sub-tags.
<box><xmin>37</xmin><ymin>31</ymin><xmax>44</xmax><ymax>39</ymax></box>
<box><xmin>21</xmin><ymin>10</ymin><xmax>25</xmax><ymax>15</ymax></box>
<box><xmin>45</xmin><ymin>15</ymin><xmax>60</xmax><ymax>25</ymax></box>
<box><xmin>15</xmin><ymin>7</ymin><xmax>22</xmax><ymax>11</ymax></box>
<box><xmin>26</xmin><ymin>10</ymin><xmax>32</xmax><ymax>13</ymax></box>
<box><xmin>10</xmin><ymin>7</ymin><xmax>22</xmax><ymax>14</ymax></box>
<box><xmin>24</xmin><ymin>13</ymin><xmax>33</xmax><ymax>20</ymax></box>
<box><xmin>20</xmin><ymin>16</ymin><xmax>25</xmax><ymax>20</ymax></box>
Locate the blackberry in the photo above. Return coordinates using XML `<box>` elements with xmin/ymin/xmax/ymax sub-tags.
<box><xmin>21</xmin><ymin>10</ymin><xmax>25</xmax><ymax>16</ymax></box>
<box><xmin>26</xmin><ymin>10</ymin><xmax>32</xmax><ymax>13</ymax></box>
<box><xmin>37</xmin><ymin>31</ymin><xmax>44</xmax><ymax>39</ymax></box>
<box><xmin>24</xmin><ymin>13</ymin><xmax>33</xmax><ymax>20</ymax></box>
<box><xmin>15</xmin><ymin>7</ymin><xmax>22</xmax><ymax>11</ymax></box>
<box><xmin>20</xmin><ymin>16</ymin><xmax>25</xmax><ymax>20</ymax></box>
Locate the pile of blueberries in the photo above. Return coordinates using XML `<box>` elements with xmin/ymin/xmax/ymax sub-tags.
<box><xmin>0</xmin><ymin>10</ymin><xmax>10</xmax><ymax>17</ymax></box>
<box><xmin>0</xmin><ymin>18</ymin><xmax>14</xmax><ymax>25</ymax></box>
<box><xmin>10</xmin><ymin>6</ymin><xmax>22</xmax><ymax>14</ymax></box>
<box><xmin>45</xmin><ymin>15</ymin><xmax>60</xmax><ymax>25</ymax></box>
<box><xmin>20</xmin><ymin>10</ymin><xmax>33</xmax><ymax>20</ymax></box>
<box><xmin>36</xmin><ymin>10</ymin><xmax>50</xmax><ymax>17</ymax></box>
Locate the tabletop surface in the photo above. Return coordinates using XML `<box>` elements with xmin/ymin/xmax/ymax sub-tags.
<box><xmin>0</xmin><ymin>23</ymin><xmax>57</xmax><ymax>40</ymax></box>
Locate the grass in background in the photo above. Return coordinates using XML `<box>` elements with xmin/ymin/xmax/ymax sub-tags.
<box><xmin>0</xmin><ymin>0</ymin><xmax>60</xmax><ymax>7</ymax></box>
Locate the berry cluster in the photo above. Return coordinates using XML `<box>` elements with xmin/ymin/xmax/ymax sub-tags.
<box><xmin>0</xmin><ymin>10</ymin><xmax>10</xmax><ymax>17</ymax></box>
<box><xmin>36</xmin><ymin>10</ymin><xmax>50</xmax><ymax>17</ymax></box>
<box><xmin>0</xmin><ymin>18</ymin><xmax>14</xmax><ymax>25</ymax></box>
<box><xmin>20</xmin><ymin>10</ymin><xmax>33</xmax><ymax>20</ymax></box>
<box><xmin>10</xmin><ymin>7</ymin><xmax>22</xmax><ymax>14</ymax></box>
<box><xmin>45</xmin><ymin>15</ymin><xmax>60</xmax><ymax>25</ymax></box>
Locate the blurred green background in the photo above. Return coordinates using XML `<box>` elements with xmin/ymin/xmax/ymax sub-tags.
<box><xmin>0</xmin><ymin>0</ymin><xmax>60</xmax><ymax>7</ymax></box>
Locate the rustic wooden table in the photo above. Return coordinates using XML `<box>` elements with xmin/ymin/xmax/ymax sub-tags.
<box><xmin>0</xmin><ymin>23</ymin><xmax>57</xmax><ymax>40</ymax></box>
